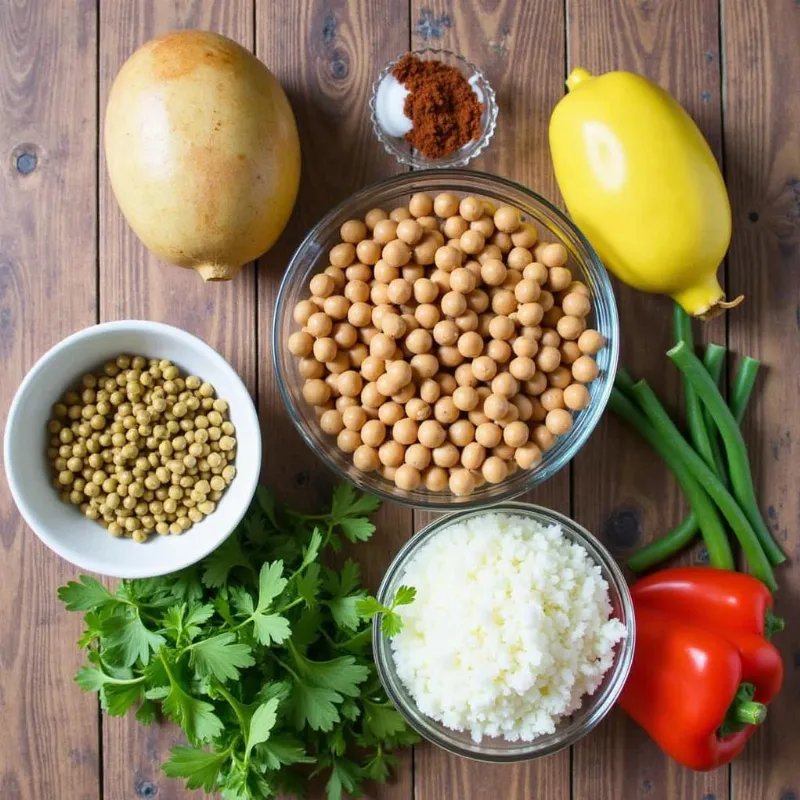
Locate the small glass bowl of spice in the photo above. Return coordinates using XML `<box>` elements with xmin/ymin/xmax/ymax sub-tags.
<box><xmin>370</xmin><ymin>49</ymin><xmax>498</xmax><ymax>169</ymax></box>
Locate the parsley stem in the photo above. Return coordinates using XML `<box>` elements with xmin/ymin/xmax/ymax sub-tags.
<box><xmin>275</xmin><ymin>596</ymin><xmax>303</xmax><ymax>615</ymax></box>
<box><xmin>269</xmin><ymin>650</ymin><xmax>301</xmax><ymax>684</ymax></box>
<box><xmin>214</xmin><ymin>682</ymin><xmax>249</xmax><ymax>733</ymax></box>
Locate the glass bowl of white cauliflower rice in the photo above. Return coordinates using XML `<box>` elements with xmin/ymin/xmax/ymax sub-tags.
<box><xmin>373</xmin><ymin>503</ymin><xmax>634</xmax><ymax>761</ymax></box>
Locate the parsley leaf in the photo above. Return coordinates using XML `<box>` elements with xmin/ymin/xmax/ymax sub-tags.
<box><xmin>161</xmin><ymin>680</ymin><xmax>223</xmax><ymax>744</ymax></box>
<box><xmin>244</xmin><ymin>697</ymin><xmax>279</xmax><ymax>762</ymax></box>
<box><xmin>202</xmin><ymin>533</ymin><xmax>253</xmax><ymax>588</ymax></box>
<box><xmin>101</xmin><ymin>609</ymin><xmax>165</xmax><ymax>667</ymax></box>
<box><xmin>163</xmin><ymin>745</ymin><xmax>230</xmax><ymax>792</ymax></box>
<box><xmin>190</xmin><ymin>632</ymin><xmax>255</xmax><ymax>683</ymax></box>
<box><xmin>58</xmin><ymin>575</ymin><xmax>115</xmax><ymax>611</ymax></box>
<box><xmin>356</xmin><ymin>586</ymin><xmax>416</xmax><ymax>637</ymax></box>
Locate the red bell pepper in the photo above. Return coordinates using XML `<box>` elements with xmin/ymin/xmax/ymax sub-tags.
<box><xmin>619</xmin><ymin>567</ymin><xmax>783</xmax><ymax>771</ymax></box>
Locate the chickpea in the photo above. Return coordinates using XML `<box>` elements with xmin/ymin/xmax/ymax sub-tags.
<box><xmin>411</xmin><ymin>380</ymin><xmax>436</xmax><ymax>408</ymax></box>
<box><xmin>578</xmin><ymin>329</ymin><xmax>606</xmax><ymax>355</ymax></box>
<box><xmin>516</xmin><ymin>302</ymin><xmax>544</xmax><ymax>327</ymax></box>
<box><xmin>459</xmin><ymin>229</ymin><xmax>485</xmax><ymax>255</ymax></box>
<box><xmin>336</xmin><ymin>428</ymin><xmax>362</xmax><ymax>453</ymax></box>
<box><xmin>381</xmin><ymin>313</ymin><xmax>407</xmax><ymax>340</ymax></box>
<box><xmin>487</xmin><ymin>315</ymin><xmax>514</xmax><ymax>341</ymax></box>
<box><xmin>540</xmin><ymin>242</ymin><xmax>568</xmax><ymax>268</ymax></box>
<box><xmin>453</xmin><ymin>385</ymin><xmax>479</xmax><ymax>411</ymax></box>
<box><xmin>502</xmin><ymin>420</ymin><xmax>529</xmax><ymax>448</ymax></box>
<box><xmin>313</xmin><ymin>337</ymin><xmax>337</xmax><ymax>363</ymax></box>
<box><xmin>413</xmin><ymin>278</ymin><xmax>438</xmax><ymax>304</ymax></box>
<box><xmin>536</xmin><ymin>346</ymin><xmax>561</xmax><ymax>373</ymax></box>
<box><xmin>453</xmin><ymin>364</ymin><xmax>477</xmax><ymax>388</ymax></box>
<box><xmin>572</xmin><ymin>355</ymin><xmax>600</xmax><ymax>383</ymax></box>
<box><xmin>429</xmin><ymin>267</ymin><xmax>451</xmax><ymax>293</ymax></box>
<box><xmin>393</xmin><ymin>464</ymin><xmax>420</xmax><ymax>491</ymax></box>
<box><xmin>346</xmin><ymin>263</ymin><xmax>372</xmax><ymax>282</ymax></box>
<box><xmin>345</xmin><ymin>279</ymin><xmax>370</xmax><ymax>304</ymax></box>
<box><xmin>415</xmin><ymin>303</ymin><xmax>441</xmax><ymax>329</ymax></box>
<box><xmin>309</xmin><ymin>273</ymin><xmax>335</xmax><ymax>298</ymax></box>
<box><xmin>405</xmin><ymin>443</ymin><xmax>432</xmax><ymax>471</ymax></box>
<box><xmin>409</xmin><ymin>192</ymin><xmax>434</xmax><ymax>217</ymax></box>
<box><xmin>365</xmin><ymin>207</ymin><xmax>389</xmax><ymax>229</ymax></box>
<box><xmin>378</xmin><ymin>401</ymin><xmax>405</xmax><ymax>426</ymax></box>
<box><xmin>541</xmin><ymin>328</ymin><xmax>562</xmax><ymax>348</ymax></box>
<box><xmin>515</xmin><ymin>279</ymin><xmax>541</xmax><ymax>305</ymax></box>
<box><xmin>491</xmin><ymin>289</ymin><xmax>517</xmax><ymax>316</ymax></box>
<box><xmin>481</xmin><ymin>258</ymin><xmax>507</xmax><ymax>287</ymax></box>
<box><xmin>353</xmin><ymin>445</ymin><xmax>380</xmax><ymax>472</ymax></box>
<box><xmin>433</xmin><ymin>192</ymin><xmax>460</xmax><ymax>217</ymax></box>
<box><xmin>515</xmin><ymin>442</ymin><xmax>542</xmax><ymax>470</ymax></box>
<box><xmin>485</xmin><ymin>339</ymin><xmax>511</xmax><ymax>364</ymax></box>
<box><xmin>337</xmin><ymin>371</ymin><xmax>363</xmax><ymax>398</ymax></box>
<box><xmin>433</xmin><ymin>319</ymin><xmax>459</xmax><ymax>346</ymax></box>
<box><xmin>356</xmin><ymin>239</ymin><xmax>382</xmax><ymax>265</ymax></box>
<box><xmin>418</xmin><ymin>419</ymin><xmax>447</xmax><ymax>449</ymax></box>
<box><xmin>449</xmin><ymin>468</ymin><xmax>476</xmax><ymax>497</ymax></box>
<box><xmin>405</xmin><ymin>398</ymin><xmax>431</xmax><ymax>421</ymax></box>
<box><xmin>302</xmin><ymin>379</ymin><xmax>330</xmax><ymax>406</ymax></box>
<box><xmin>383</xmin><ymin>239</ymin><xmax>412</xmax><ymax>269</ymax></box>
<box><xmin>434</xmin><ymin>396</ymin><xmax>460</xmax><ymax>425</ymax></box>
<box><xmin>435</xmin><ymin>245</ymin><xmax>462</xmax><ymax>272</ymax></box>
<box><xmin>475</xmin><ymin>421</ymin><xmax>503</xmax><ymax>449</ymax></box>
<box><xmin>369</xmin><ymin>333</ymin><xmax>395</xmax><ymax>360</ymax></box>
<box><xmin>466</xmin><ymin>289</ymin><xmax>490</xmax><ymax>315</ymax></box>
<box><xmin>330</xmin><ymin>242</ymin><xmax>356</xmax><ymax>268</ymax></box>
<box><xmin>484</xmin><ymin>393</ymin><xmax>509</xmax><ymax>421</ymax></box>
<box><xmin>406</xmin><ymin>328</ymin><xmax>433</xmax><ymax>355</ymax></box>
<box><xmin>320</xmin><ymin>409</ymin><xmax>345</xmax><ymax>435</ymax></box>
<box><xmin>449</xmin><ymin>266</ymin><xmax>477</xmax><ymax>294</ymax></box>
<box><xmin>531</xmin><ymin>424</ymin><xmax>556</xmax><ymax>452</ymax></box>
<box><xmin>481</xmin><ymin>456</ymin><xmax>507</xmax><ymax>484</ymax></box>
<box><xmin>323</xmin><ymin>295</ymin><xmax>350</xmax><ymax>321</ymax></box>
<box><xmin>454</xmin><ymin>331</ymin><xmax>482</xmax><ymax>359</ymax></box>
<box><xmin>396</xmin><ymin>218</ymin><xmax>423</xmax><ymax>245</ymax></box>
<box><xmin>507</xmin><ymin>246</ymin><xmax>533</xmax><ymax>270</ymax></box>
<box><xmin>293</xmin><ymin>299</ymin><xmax>317</xmax><ymax>326</ymax></box>
<box><xmin>410</xmin><ymin>354</ymin><xmax>439</xmax><ymax>380</ymax></box>
<box><xmin>557</xmin><ymin>315</ymin><xmax>585</xmax><ymax>341</ymax></box>
<box><xmin>470</xmin><ymin>355</ymin><xmax>496</xmax><ymax>383</ymax></box>
<box><xmin>541</xmin><ymin>387</ymin><xmax>566</xmax><ymax>412</ymax></box>
<box><xmin>561</xmin><ymin>291</ymin><xmax>591</xmax><ymax>318</ymax></box>
<box><xmin>417</xmin><ymin>215</ymin><xmax>439</xmax><ymax>231</ymax></box>
<box><xmin>392</xmin><ymin>417</ymin><xmax>419</xmax><ymax>444</ymax></box>
<box><xmin>494</xmin><ymin>205</ymin><xmax>521</xmax><ymax>232</ymax></box>
<box><xmin>560</xmin><ymin>340</ymin><xmax>582</xmax><ymax>365</ymax></box>
<box><xmin>564</xmin><ymin>383</ymin><xmax>591</xmax><ymax>411</ymax></box>
<box><xmin>387</xmin><ymin>360</ymin><xmax>413</xmax><ymax>387</ymax></box>
<box><xmin>546</xmin><ymin>408</ymin><xmax>574</xmax><ymax>436</ymax></box>
<box><xmin>511</xmin><ymin>223</ymin><xmax>538</xmax><ymax>249</ymax></box>
<box><xmin>424</xmin><ymin>465</ymin><xmax>449</xmax><ymax>492</ymax></box>
<box><xmin>361</xmin><ymin>419</ymin><xmax>387</xmax><ymax>447</ymax></box>
<box><xmin>455</xmin><ymin>196</ymin><xmax>481</xmax><ymax>222</ymax></box>
<box><xmin>538</xmin><ymin>291</ymin><xmax>555</xmax><ymax>313</ymax></box>
<box><xmin>361</xmin><ymin>355</ymin><xmax>386</xmax><ymax>383</ymax></box>
<box><xmin>413</xmin><ymin>232</ymin><xmax>439</xmax><ymax>265</ymax></box>
<box><xmin>390</xmin><ymin>206</ymin><xmax>412</xmax><ymax>222</ymax></box>
<box><xmin>373</xmin><ymin>219</ymin><xmax>399</xmax><ymax>245</ymax></box>
<box><xmin>509</xmin><ymin>356</ymin><xmax>536</xmax><ymax>381</ymax></box>
<box><xmin>379</xmin><ymin>440</ymin><xmax>405</xmax><ymax>468</ymax></box>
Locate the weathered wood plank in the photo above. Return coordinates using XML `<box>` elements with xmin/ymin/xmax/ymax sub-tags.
<box><xmin>256</xmin><ymin>2</ymin><xmax>413</xmax><ymax>798</ymax></box>
<box><xmin>406</xmin><ymin>1</ymin><xmax>571</xmax><ymax>798</ymax></box>
<box><xmin>723</xmin><ymin>2</ymin><xmax>800</xmax><ymax>798</ymax></box>
<box><xmin>568</xmin><ymin>2</ymin><xmax>729</xmax><ymax>799</ymax></box>
<box><xmin>98</xmin><ymin>2</ymin><xmax>255</xmax><ymax>798</ymax></box>
<box><xmin>0</xmin><ymin>1</ymin><xmax>100</xmax><ymax>798</ymax></box>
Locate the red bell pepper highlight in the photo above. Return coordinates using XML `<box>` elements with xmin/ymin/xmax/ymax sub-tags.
<box><xmin>619</xmin><ymin>567</ymin><xmax>783</xmax><ymax>771</ymax></box>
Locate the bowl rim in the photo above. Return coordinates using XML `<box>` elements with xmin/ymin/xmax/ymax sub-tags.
<box><xmin>372</xmin><ymin>502</ymin><xmax>635</xmax><ymax>762</ymax></box>
<box><xmin>369</xmin><ymin>47</ymin><xmax>499</xmax><ymax>169</ymax></box>
<box><xmin>3</xmin><ymin>319</ymin><xmax>262</xmax><ymax>579</ymax></box>
<box><xmin>272</xmin><ymin>168</ymin><xmax>619</xmax><ymax>511</ymax></box>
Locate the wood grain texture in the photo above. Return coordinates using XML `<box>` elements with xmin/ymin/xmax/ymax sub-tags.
<box><xmin>98</xmin><ymin>2</ymin><xmax>255</xmax><ymax>798</ymax></box>
<box><xmin>568</xmin><ymin>2</ymin><xmax>729</xmax><ymax>799</ymax></box>
<box><xmin>256</xmin><ymin>2</ymin><xmax>413</xmax><ymax>799</ymax></box>
<box><xmin>407</xmin><ymin>1</ymin><xmax>571</xmax><ymax>798</ymax></box>
<box><xmin>0</xmin><ymin>1</ymin><xmax>100</xmax><ymax>799</ymax></box>
<box><xmin>723</xmin><ymin>1</ymin><xmax>800</xmax><ymax>797</ymax></box>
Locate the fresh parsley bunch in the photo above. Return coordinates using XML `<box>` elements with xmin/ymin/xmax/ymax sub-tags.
<box><xmin>58</xmin><ymin>484</ymin><xmax>418</xmax><ymax>800</ymax></box>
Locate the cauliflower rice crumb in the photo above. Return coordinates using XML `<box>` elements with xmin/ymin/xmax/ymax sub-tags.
<box><xmin>390</xmin><ymin>512</ymin><xmax>627</xmax><ymax>743</ymax></box>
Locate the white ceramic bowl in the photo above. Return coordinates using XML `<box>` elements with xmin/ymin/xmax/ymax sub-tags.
<box><xmin>4</xmin><ymin>320</ymin><xmax>261</xmax><ymax>579</ymax></box>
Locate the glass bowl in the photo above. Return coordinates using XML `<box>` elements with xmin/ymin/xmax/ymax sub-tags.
<box><xmin>373</xmin><ymin>503</ymin><xmax>635</xmax><ymax>761</ymax></box>
<box><xmin>369</xmin><ymin>49</ymin><xmax>498</xmax><ymax>168</ymax></box>
<box><xmin>272</xmin><ymin>169</ymin><xmax>619</xmax><ymax>511</ymax></box>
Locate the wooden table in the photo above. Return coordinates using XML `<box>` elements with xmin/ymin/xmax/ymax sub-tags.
<box><xmin>2</xmin><ymin>1</ymin><xmax>798</xmax><ymax>798</ymax></box>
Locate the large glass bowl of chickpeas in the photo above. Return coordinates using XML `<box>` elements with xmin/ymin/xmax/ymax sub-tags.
<box><xmin>273</xmin><ymin>170</ymin><xmax>618</xmax><ymax>509</ymax></box>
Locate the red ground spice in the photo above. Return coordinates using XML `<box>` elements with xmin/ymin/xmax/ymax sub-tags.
<box><xmin>392</xmin><ymin>53</ymin><xmax>484</xmax><ymax>159</ymax></box>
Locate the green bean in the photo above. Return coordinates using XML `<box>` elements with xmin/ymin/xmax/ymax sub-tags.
<box><xmin>615</xmin><ymin>368</ymin><xmax>636</xmax><ymax>395</ymax></box>
<box><xmin>631</xmin><ymin>379</ymin><xmax>776</xmax><ymax>589</ymax></box>
<box><xmin>668</xmin><ymin>342</ymin><xmax>785</xmax><ymax>567</ymax></box>
<box><xmin>703</xmin><ymin>343</ymin><xmax>729</xmax><ymax>480</ymax></box>
<box><xmin>674</xmin><ymin>305</ymin><xmax>716</xmax><ymax>470</ymax></box>
<box><xmin>608</xmin><ymin>387</ymin><xmax>735</xmax><ymax>572</ymax></box>
<box><xmin>627</xmin><ymin>514</ymin><xmax>698</xmax><ymax>574</ymax></box>
<box><xmin>731</xmin><ymin>357</ymin><xmax>760</xmax><ymax>423</ymax></box>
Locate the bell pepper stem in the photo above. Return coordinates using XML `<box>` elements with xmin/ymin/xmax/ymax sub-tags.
<box><xmin>765</xmin><ymin>608</ymin><xmax>785</xmax><ymax>639</ymax></box>
<box><xmin>734</xmin><ymin>700</ymin><xmax>767</xmax><ymax>727</ymax></box>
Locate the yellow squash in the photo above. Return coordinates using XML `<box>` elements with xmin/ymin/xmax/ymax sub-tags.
<box><xmin>549</xmin><ymin>68</ymin><xmax>739</xmax><ymax>318</ymax></box>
